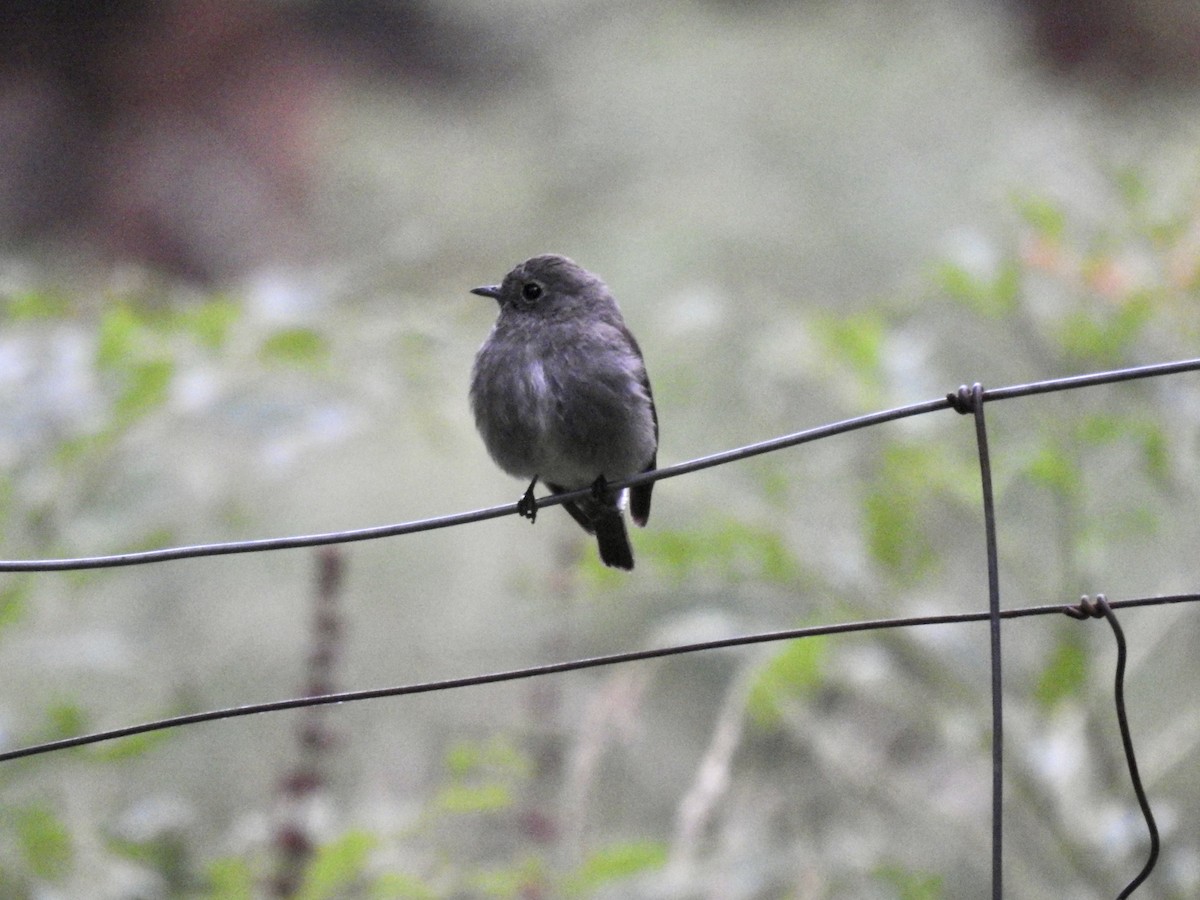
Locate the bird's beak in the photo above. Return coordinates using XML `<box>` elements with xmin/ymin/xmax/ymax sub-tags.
<box><xmin>470</xmin><ymin>284</ymin><xmax>502</xmax><ymax>300</ymax></box>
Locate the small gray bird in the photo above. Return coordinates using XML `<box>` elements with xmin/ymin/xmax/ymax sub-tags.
<box><xmin>470</xmin><ymin>255</ymin><xmax>658</xmax><ymax>570</ymax></box>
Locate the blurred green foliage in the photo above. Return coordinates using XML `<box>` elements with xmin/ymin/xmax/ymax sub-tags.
<box><xmin>873</xmin><ymin>861</ymin><xmax>945</xmax><ymax>899</ymax></box>
<box><xmin>747</xmin><ymin>635</ymin><xmax>828</xmax><ymax>728</ymax></box>
<box><xmin>932</xmin><ymin>259</ymin><xmax>1020</xmax><ymax>317</ymax></box>
<box><xmin>295</xmin><ymin>830</ymin><xmax>377</xmax><ymax>900</ymax></box>
<box><xmin>0</xmin><ymin>579</ymin><xmax>29</xmax><ymax>631</ymax></box>
<box><xmin>1</xmin><ymin>154</ymin><xmax>1199</xmax><ymax>897</ymax></box>
<box><xmin>205</xmin><ymin>857</ymin><xmax>256</xmax><ymax>899</ymax></box>
<box><xmin>259</xmin><ymin>328</ymin><xmax>330</xmax><ymax>368</ymax></box>
<box><xmin>1034</xmin><ymin>635</ymin><xmax>1088</xmax><ymax>709</ymax></box>
<box><xmin>562</xmin><ymin>841</ymin><xmax>667</xmax><ymax>896</ymax></box>
<box><xmin>213</xmin><ymin>734</ymin><xmax>669</xmax><ymax>899</ymax></box>
<box><xmin>4</xmin><ymin>290</ymin><xmax>71</xmax><ymax>321</ymax></box>
<box><xmin>14</xmin><ymin>806</ymin><xmax>73</xmax><ymax>881</ymax></box>
<box><xmin>630</xmin><ymin>516</ymin><xmax>804</xmax><ymax>584</ymax></box>
<box><xmin>0</xmin><ymin>287</ymin><xmax>276</xmax><ymax>897</ymax></box>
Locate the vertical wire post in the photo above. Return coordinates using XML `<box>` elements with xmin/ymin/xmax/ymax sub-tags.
<box><xmin>952</xmin><ymin>383</ymin><xmax>1004</xmax><ymax>897</ymax></box>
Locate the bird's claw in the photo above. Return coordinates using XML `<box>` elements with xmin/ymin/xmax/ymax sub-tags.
<box><xmin>590</xmin><ymin>475</ymin><xmax>610</xmax><ymax>503</ymax></box>
<box><xmin>517</xmin><ymin>483</ymin><xmax>538</xmax><ymax>523</ymax></box>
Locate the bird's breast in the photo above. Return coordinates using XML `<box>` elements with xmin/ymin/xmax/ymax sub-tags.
<box><xmin>471</xmin><ymin>328</ymin><xmax>654</xmax><ymax>487</ymax></box>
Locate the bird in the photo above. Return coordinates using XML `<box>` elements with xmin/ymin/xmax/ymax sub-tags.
<box><xmin>469</xmin><ymin>254</ymin><xmax>658</xmax><ymax>570</ymax></box>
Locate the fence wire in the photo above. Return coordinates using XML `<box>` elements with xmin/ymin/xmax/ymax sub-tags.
<box><xmin>3</xmin><ymin>355</ymin><xmax>1200</xmax><ymax>898</ymax></box>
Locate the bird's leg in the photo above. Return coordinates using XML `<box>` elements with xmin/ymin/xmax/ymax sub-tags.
<box><xmin>590</xmin><ymin>474</ymin><xmax>611</xmax><ymax>503</ymax></box>
<box><xmin>517</xmin><ymin>477</ymin><xmax>539</xmax><ymax>522</ymax></box>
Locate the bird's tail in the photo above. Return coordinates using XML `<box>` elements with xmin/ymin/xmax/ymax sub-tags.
<box><xmin>592</xmin><ymin>509</ymin><xmax>634</xmax><ymax>570</ymax></box>
<box><xmin>554</xmin><ymin>488</ymin><xmax>635</xmax><ymax>570</ymax></box>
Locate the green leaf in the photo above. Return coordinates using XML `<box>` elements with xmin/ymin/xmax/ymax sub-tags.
<box><xmin>1138</xmin><ymin>422</ymin><xmax>1169</xmax><ymax>482</ymax></box>
<box><xmin>636</xmin><ymin>518</ymin><xmax>801</xmax><ymax>583</ymax></box>
<box><xmin>15</xmin><ymin>807</ymin><xmax>73</xmax><ymax>880</ymax></box>
<box><xmin>565</xmin><ymin>841</ymin><xmax>667</xmax><ymax>895</ymax></box>
<box><xmin>260</xmin><ymin>328</ymin><xmax>329</xmax><ymax>367</ymax></box>
<box><xmin>993</xmin><ymin>260</ymin><xmax>1021</xmax><ymax>310</ymax></box>
<box><xmin>45</xmin><ymin>701</ymin><xmax>88</xmax><ymax>740</ymax></box>
<box><xmin>468</xmin><ymin>856</ymin><xmax>545</xmax><ymax>898</ymax></box>
<box><xmin>445</xmin><ymin>741</ymin><xmax>480</xmax><ymax>777</ymax></box>
<box><xmin>1076</xmin><ymin>414</ymin><xmax>1123</xmax><ymax>445</ymax></box>
<box><xmin>206</xmin><ymin>857</ymin><xmax>256</xmax><ymax>900</ymax></box>
<box><xmin>873</xmin><ymin>862</ymin><xmax>944</xmax><ymax>899</ymax></box>
<box><xmin>181</xmin><ymin>299</ymin><xmax>240</xmax><ymax>350</ymax></box>
<box><xmin>1114</xmin><ymin>166</ymin><xmax>1148</xmax><ymax>211</ymax></box>
<box><xmin>96</xmin><ymin>305</ymin><xmax>143</xmax><ymax>370</ymax></box>
<box><xmin>932</xmin><ymin>260</ymin><xmax>1019</xmax><ymax>316</ymax></box>
<box><xmin>862</xmin><ymin>439</ymin><xmax>977</xmax><ymax>584</ymax></box>
<box><xmin>747</xmin><ymin>637</ymin><xmax>828</xmax><ymax>727</ymax></box>
<box><xmin>1034</xmin><ymin>636</ymin><xmax>1087</xmax><ymax>708</ymax></box>
<box><xmin>298</xmin><ymin>830</ymin><xmax>377</xmax><ymax>900</ymax></box>
<box><xmin>114</xmin><ymin>359</ymin><xmax>174</xmax><ymax>423</ymax></box>
<box><xmin>0</xmin><ymin>578</ymin><xmax>30</xmax><ymax>632</ymax></box>
<box><xmin>444</xmin><ymin>737</ymin><xmax>529</xmax><ymax>778</ymax></box>
<box><xmin>370</xmin><ymin>872</ymin><xmax>438</xmax><ymax>899</ymax></box>
<box><xmin>810</xmin><ymin>311</ymin><xmax>886</xmax><ymax>384</ymax></box>
<box><xmin>1024</xmin><ymin>444</ymin><xmax>1080</xmax><ymax>498</ymax></box>
<box><xmin>864</xmin><ymin>488</ymin><xmax>935</xmax><ymax>582</ymax></box>
<box><xmin>90</xmin><ymin>727</ymin><xmax>173</xmax><ymax>762</ymax></box>
<box><xmin>1055</xmin><ymin>293</ymin><xmax>1152</xmax><ymax>365</ymax></box>
<box><xmin>53</xmin><ymin>430</ymin><xmax>118</xmax><ymax>467</ymax></box>
<box><xmin>933</xmin><ymin>262</ymin><xmax>979</xmax><ymax>302</ymax></box>
<box><xmin>1014</xmin><ymin>193</ymin><xmax>1066</xmax><ymax>242</ymax></box>
<box><xmin>6</xmin><ymin>290</ymin><xmax>69</xmax><ymax>320</ymax></box>
<box><xmin>435</xmin><ymin>782</ymin><xmax>513</xmax><ymax>814</ymax></box>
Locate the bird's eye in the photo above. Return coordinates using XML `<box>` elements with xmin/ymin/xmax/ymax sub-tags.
<box><xmin>521</xmin><ymin>282</ymin><xmax>543</xmax><ymax>301</ymax></box>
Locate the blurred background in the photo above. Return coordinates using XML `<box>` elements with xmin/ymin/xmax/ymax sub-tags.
<box><xmin>2</xmin><ymin>0</ymin><xmax>1200</xmax><ymax>896</ymax></box>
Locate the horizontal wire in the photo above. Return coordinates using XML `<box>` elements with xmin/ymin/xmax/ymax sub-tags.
<box><xmin>2</xmin><ymin>592</ymin><xmax>1196</xmax><ymax>763</ymax></box>
<box><xmin>0</xmin><ymin>398</ymin><xmax>949</xmax><ymax>572</ymax></box>
<box><xmin>981</xmin><ymin>356</ymin><xmax>1200</xmax><ymax>401</ymax></box>
<box><xmin>0</xmin><ymin>357</ymin><xmax>1197</xmax><ymax>573</ymax></box>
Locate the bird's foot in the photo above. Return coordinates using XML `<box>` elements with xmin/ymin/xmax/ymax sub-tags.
<box><xmin>590</xmin><ymin>474</ymin><xmax>610</xmax><ymax>503</ymax></box>
<box><xmin>517</xmin><ymin>478</ymin><xmax>539</xmax><ymax>523</ymax></box>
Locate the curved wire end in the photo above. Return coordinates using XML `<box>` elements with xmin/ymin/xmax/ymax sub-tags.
<box><xmin>1065</xmin><ymin>593</ymin><xmax>1160</xmax><ymax>899</ymax></box>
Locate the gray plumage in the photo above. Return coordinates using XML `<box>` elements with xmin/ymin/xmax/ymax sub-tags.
<box><xmin>469</xmin><ymin>254</ymin><xmax>658</xmax><ymax>570</ymax></box>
